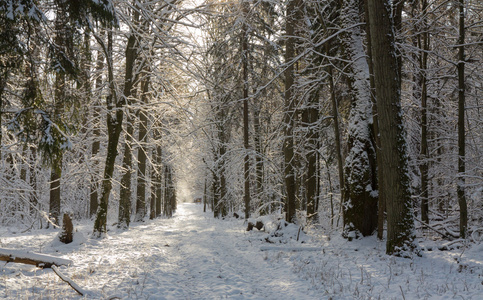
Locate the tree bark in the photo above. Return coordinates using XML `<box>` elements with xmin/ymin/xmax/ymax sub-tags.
<box><xmin>49</xmin><ymin>163</ymin><xmax>62</xmax><ymax>226</ymax></box>
<box><xmin>457</xmin><ymin>0</ymin><xmax>467</xmax><ymax>238</ymax></box>
<box><xmin>242</xmin><ymin>0</ymin><xmax>251</xmax><ymax>220</ymax></box>
<box><xmin>155</xmin><ymin>140</ymin><xmax>162</xmax><ymax>217</ymax></box>
<box><xmin>342</xmin><ymin>0</ymin><xmax>378</xmax><ymax>237</ymax></box>
<box><xmin>419</xmin><ymin>0</ymin><xmax>430</xmax><ymax>224</ymax></box>
<box><xmin>305</xmin><ymin>90</ymin><xmax>319</xmax><ymax>221</ymax></box>
<box><xmin>367</xmin><ymin>0</ymin><xmax>415</xmax><ymax>255</ymax></box>
<box><xmin>118</xmin><ymin>114</ymin><xmax>134</xmax><ymax>228</ymax></box>
<box><xmin>0</xmin><ymin>248</ymin><xmax>72</xmax><ymax>268</ymax></box>
<box><xmin>90</xmin><ymin>49</ymin><xmax>104</xmax><ymax>218</ymax></box>
<box><xmin>49</xmin><ymin>2</ymin><xmax>67</xmax><ymax>226</ymax></box>
<box><xmin>328</xmin><ymin>64</ymin><xmax>345</xmax><ymax>217</ymax></box>
<box><xmin>135</xmin><ymin>72</ymin><xmax>150</xmax><ymax>222</ymax></box>
<box><xmin>283</xmin><ymin>0</ymin><xmax>300</xmax><ymax>223</ymax></box>
<box><xmin>363</xmin><ymin>0</ymin><xmax>384</xmax><ymax>240</ymax></box>
<box><xmin>93</xmin><ymin>29</ymin><xmax>124</xmax><ymax>237</ymax></box>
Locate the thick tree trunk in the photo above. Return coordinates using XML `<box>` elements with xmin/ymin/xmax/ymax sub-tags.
<box><xmin>328</xmin><ymin>65</ymin><xmax>345</xmax><ymax>215</ymax></box>
<box><xmin>363</xmin><ymin>0</ymin><xmax>384</xmax><ymax>240</ymax></box>
<box><xmin>367</xmin><ymin>0</ymin><xmax>415</xmax><ymax>255</ymax></box>
<box><xmin>342</xmin><ymin>0</ymin><xmax>378</xmax><ymax>237</ymax></box>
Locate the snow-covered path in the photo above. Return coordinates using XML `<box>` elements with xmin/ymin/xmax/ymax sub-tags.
<box><xmin>2</xmin><ymin>202</ymin><xmax>482</xmax><ymax>299</ymax></box>
<box><xmin>0</xmin><ymin>203</ymin><xmax>323</xmax><ymax>299</ymax></box>
<box><xmin>154</xmin><ymin>203</ymin><xmax>317</xmax><ymax>299</ymax></box>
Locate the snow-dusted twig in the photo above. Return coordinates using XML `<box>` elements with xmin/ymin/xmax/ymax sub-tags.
<box><xmin>414</xmin><ymin>218</ymin><xmax>458</xmax><ymax>239</ymax></box>
<box><xmin>52</xmin><ymin>265</ymin><xmax>90</xmax><ymax>296</ymax></box>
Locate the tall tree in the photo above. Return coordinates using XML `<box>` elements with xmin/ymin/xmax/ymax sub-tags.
<box><xmin>283</xmin><ymin>0</ymin><xmax>301</xmax><ymax>223</ymax></box>
<box><xmin>241</xmin><ymin>0</ymin><xmax>251</xmax><ymax>220</ymax></box>
<box><xmin>89</xmin><ymin>46</ymin><xmax>104</xmax><ymax>218</ymax></box>
<box><xmin>49</xmin><ymin>0</ymin><xmax>74</xmax><ymax>226</ymax></box>
<box><xmin>118</xmin><ymin>6</ymin><xmax>141</xmax><ymax>228</ymax></box>
<box><xmin>342</xmin><ymin>0</ymin><xmax>378</xmax><ymax>237</ymax></box>
<box><xmin>367</xmin><ymin>0</ymin><xmax>416</xmax><ymax>255</ymax></box>
<box><xmin>135</xmin><ymin>68</ymin><xmax>151</xmax><ymax>222</ymax></box>
<box><xmin>457</xmin><ymin>0</ymin><xmax>467</xmax><ymax>238</ymax></box>
<box><xmin>418</xmin><ymin>0</ymin><xmax>430</xmax><ymax>225</ymax></box>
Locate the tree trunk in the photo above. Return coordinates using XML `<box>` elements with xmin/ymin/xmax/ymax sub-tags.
<box><xmin>283</xmin><ymin>0</ymin><xmax>299</xmax><ymax>223</ymax></box>
<box><xmin>118</xmin><ymin>115</ymin><xmax>134</xmax><ymax>228</ymax></box>
<box><xmin>328</xmin><ymin>64</ymin><xmax>345</xmax><ymax>217</ymax></box>
<box><xmin>342</xmin><ymin>0</ymin><xmax>378</xmax><ymax>238</ymax></box>
<box><xmin>367</xmin><ymin>0</ymin><xmax>415</xmax><ymax>255</ymax></box>
<box><xmin>49</xmin><ymin>3</ymin><xmax>67</xmax><ymax>226</ymax></box>
<box><xmin>363</xmin><ymin>0</ymin><xmax>384</xmax><ymax>240</ymax></box>
<box><xmin>90</xmin><ymin>49</ymin><xmax>104</xmax><ymax>218</ymax></box>
<box><xmin>93</xmin><ymin>30</ymin><xmax>124</xmax><ymax>237</ymax></box>
<box><xmin>253</xmin><ymin>105</ymin><xmax>263</xmax><ymax>206</ymax></box>
<box><xmin>457</xmin><ymin>0</ymin><xmax>467</xmax><ymax>238</ymax></box>
<box><xmin>203</xmin><ymin>177</ymin><xmax>207</xmax><ymax>213</ymax></box>
<box><xmin>155</xmin><ymin>141</ymin><xmax>162</xmax><ymax>218</ymax></box>
<box><xmin>49</xmin><ymin>162</ymin><xmax>62</xmax><ymax>226</ymax></box>
<box><xmin>419</xmin><ymin>0</ymin><xmax>430</xmax><ymax>224</ymax></box>
<box><xmin>242</xmin><ymin>0</ymin><xmax>251</xmax><ymax>220</ymax></box>
<box><xmin>305</xmin><ymin>90</ymin><xmax>319</xmax><ymax>221</ymax></box>
<box><xmin>135</xmin><ymin>72</ymin><xmax>150</xmax><ymax>222</ymax></box>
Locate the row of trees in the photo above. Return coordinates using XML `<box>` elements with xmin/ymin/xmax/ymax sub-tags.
<box><xmin>191</xmin><ymin>0</ymin><xmax>482</xmax><ymax>255</ymax></box>
<box><xmin>0</xmin><ymin>0</ymin><xmax>181</xmax><ymax>235</ymax></box>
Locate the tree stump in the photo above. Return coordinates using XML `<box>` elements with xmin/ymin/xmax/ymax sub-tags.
<box><xmin>246</xmin><ymin>220</ymin><xmax>264</xmax><ymax>231</ymax></box>
<box><xmin>59</xmin><ymin>213</ymin><xmax>73</xmax><ymax>244</ymax></box>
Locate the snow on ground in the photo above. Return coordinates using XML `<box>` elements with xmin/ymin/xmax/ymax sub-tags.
<box><xmin>0</xmin><ymin>203</ymin><xmax>482</xmax><ymax>299</ymax></box>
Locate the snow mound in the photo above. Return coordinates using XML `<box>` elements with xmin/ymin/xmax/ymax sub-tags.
<box><xmin>51</xmin><ymin>231</ymin><xmax>86</xmax><ymax>249</ymax></box>
<box><xmin>264</xmin><ymin>221</ymin><xmax>309</xmax><ymax>244</ymax></box>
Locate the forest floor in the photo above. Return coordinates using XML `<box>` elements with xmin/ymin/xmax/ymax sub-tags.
<box><xmin>0</xmin><ymin>203</ymin><xmax>482</xmax><ymax>299</ymax></box>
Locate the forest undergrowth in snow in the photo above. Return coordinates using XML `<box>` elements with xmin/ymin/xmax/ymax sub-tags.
<box><xmin>1</xmin><ymin>203</ymin><xmax>482</xmax><ymax>299</ymax></box>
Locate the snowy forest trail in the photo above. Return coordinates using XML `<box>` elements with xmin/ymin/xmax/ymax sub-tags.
<box><xmin>156</xmin><ymin>203</ymin><xmax>317</xmax><ymax>299</ymax></box>
<box><xmin>2</xmin><ymin>202</ymin><xmax>482</xmax><ymax>299</ymax></box>
<box><xmin>0</xmin><ymin>203</ymin><xmax>323</xmax><ymax>299</ymax></box>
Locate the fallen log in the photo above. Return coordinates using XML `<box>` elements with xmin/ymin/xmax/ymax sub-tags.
<box><xmin>0</xmin><ymin>248</ymin><xmax>72</xmax><ymax>268</ymax></box>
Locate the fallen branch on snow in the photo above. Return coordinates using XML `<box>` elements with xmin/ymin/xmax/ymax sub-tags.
<box><xmin>52</xmin><ymin>265</ymin><xmax>90</xmax><ymax>296</ymax></box>
<box><xmin>414</xmin><ymin>218</ymin><xmax>459</xmax><ymax>239</ymax></box>
<box><xmin>0</xmin><ymin>248</ymin><xmax>72</xmax><ymax>268</ymax></box>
